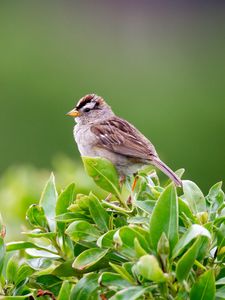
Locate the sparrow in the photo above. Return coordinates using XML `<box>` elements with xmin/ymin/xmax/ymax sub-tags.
<box><xmin>67</xmin><ymin>94</ymin><xmax>182</xmax><ymax>187</ymax></box>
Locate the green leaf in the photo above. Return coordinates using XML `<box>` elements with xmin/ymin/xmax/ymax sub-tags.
<box><xmin>136</xmin><ymin>254</ymin><xmax>165</xmax><ymax>282</ymax></box>
<box><xmin>58</xmin><ymin>280</ymin><xmax>73</xmax><ymax>300</ymax></box>
<box><xmin>149</xmin><ymin>184</ymin><xmax>178</xmax><ymax>252</ymax></box>
<box><xmin>52</xmin><ymin>260</ymin><xmax>80</xmax><ymax>277</ymax></box>
<box><xmin>22</xmin><ymin>229</ymin><xmax>56</xmax><ymax>239</ymax></box>
<box><xmin>216</xmin><ymin>277</ymin><xmax>225</xmax><ymax>285</ymax></box>
<box><xmin>65</xmin><ymin>220</ymin><xmax>100</xmax><ymax>243</ymax></box>
<box><xmin>26</xmin><ymin>204</ymin><xmax>49</xmax><ymax>229</ymax></box>
<box><xmin>54</xmin><ymin>212</ymin><xmax>88</xmax><ymax>223</ymax></box>
<box><xmin>72</xmin><ymin>248</ymin><xmax>108</xmax><ymax>270</ymax></box>
<box><xmin>135</xmin><ymin>200</ymin><xmax>156</xmax><ymax>214</ymax></box>
<box><xmin>6</xmin><ymin>256</ymin><xmax>18</xmax><ymax>283</ymax></box>
<box><xmin>172</xmin><ymin>224</ymin><xmax>211</xmax><ymax>259</ymax></box>
<box><xmin>0</xmin><ymin>237</ymin><xmax>5</xmax><ymax>275</ymax></box>
<box><xmin>6</xmin><ymin>241</ymin><xmax>50</xmax><ymax>252</ymax></box>
<box><xmin>207</xmin><ymin>181</ymin><xmax>224</xmax><ymax>211</ymax></box>
<box><xmin>190</xmin><ymin>270</ymin><xmax>215</xmax><ymax>300</ymax></box>
<box><xmin>216</xmin><ymin>286</ymin><xmax>225</xmax><ymax>298</ymax></box>
<box><xmin>178</xmin><ymin>197</ymin><xmax>196</xmax><ymax>222</ymax></box>
<box><xmin>99</xmin><ymin>272</ymin><xmax>132</xmax><ymax>289</ymax></box>
<box><xmin>39</xmin><ymin>173</ymin><xmax>58</xmax><ymax>231</ymax></box>
<box><xmin>183</xmin><ymin>180</ymin><xmax>206</xmax><ymax>214</ymax></box>
<box><xmin>35</xmin><ymin>274</ymin><xmax>62</xmax><ymax>295</ymax></box>
<box><xmin>109</xmin><ymin>262</ymin><xmax>136</xmax><ymax>284</ymax></box>
<box><xmin>113</xmin><ymin>226</ymin><xmax>149</xmax><ymax>259</ymax></box>
<box><xmin>56</xmin><ymin>183</ymin><xmax>76</xmax><ymax>216</ymax></box>
<box><xmin>216</xmin><ymin>223</ymin><xmax>225</xmax><ymax>251</ymax></box>
<box><xmin>15</xmin><ymin>263</ymin><xmax>34</xmax><ymax>286</ymax></box>
<box><xmin>97</xmin><ymin>229</ymin><xmax>116</xmax><ymax>248</ymax></box>
<box><xmin>56</xmin><ymin>183</ymin><xmax>76</xmax><ymax>234</ymax></box>
<box><xmin>70</xmin><ymin>273</ymin><xmax>99</xmax><ymax>300</ymax></box>
<box><xmin>88</xmin><ymin>193</ymin><xmax>110</xmax><ymax>232</ymax></box>
<box><xmin>82</xmin><ymin>156</ymin><xmax>120</xmax><ymax>196</ymax></box>
<box><xmin>134</xmin><ymin>238</ymin><xmax>147</xmax><ymax>258</ymax></box>
<box><xmin>127</xmin><ymin>216</ymin><xmax>149</xmax><ymax>224</ymax></box>
<box><xmin>26</xmin><ymin>257</ymin><xmax>52</xmax><ymax>270</ymax></box>
<box><xmin>157</xmin><ymin>232</ymin><xmax>170</xmax><ymax>263</ymax></box>
<box><xmin>176</xmin><ymin>237</ymin><xmax>202</xmax><ymax>281</ymax></box>
<box><xmin>110</xmin><ymin>286</ymin><xmax>148</xmax><ymax>300</ymax></box>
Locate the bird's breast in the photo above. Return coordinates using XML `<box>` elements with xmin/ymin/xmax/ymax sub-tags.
<box><xmin>73</xmin><ymin>125</ymin><xmax>98</xmax><ymax>157</ymax></box>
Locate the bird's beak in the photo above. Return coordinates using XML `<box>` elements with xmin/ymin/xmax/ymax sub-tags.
<box><xmin>66</xmin><ymin>108</ymin><xmax>80</xmax><ymax>117</ymax></box>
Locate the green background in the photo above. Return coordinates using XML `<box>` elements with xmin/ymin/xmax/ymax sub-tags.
<box><xmin>0</xmin><ymin>1</ymin><xmax>225</xmax><ymax>238</ymax></box>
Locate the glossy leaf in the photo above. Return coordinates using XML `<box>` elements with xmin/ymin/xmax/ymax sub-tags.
<box><xmin>6</xmin><ymin>256</ymin><xmax>18</xmax><ymax>283</ymax></box>
<box><xmin>110</xmin><ymin>286</ymin><xmax>148</xmax><ymax>300</ymax></box>
<box><xmin>99</xmin><ymin>272</ymin><xmax>132</xmax><ymax>289</ymax></box>
<box><xmin>135</xmin><ymin>200</ymin><xmax>156</xmax><ymax>214</ymax></box>
<box><xmin>216</xmin><ymin>223</ymin><xmax>225</xmax><ymax>250</ymax></box>
<box><xmin>70</xmin><ymin>273</ymin><xmax>99</xmax><ymax>300</ymax></box>
<box><xmin>88</xmin><ymin>193</ymin><xmax>110</xmax><ymax>231</ymax></box>
<box><xmin>15</xmin><ymin>263</ymin><xmax>34</xmax><ymax>286</ymax></box>
<box><xmin>109</xmin><ymin>262</ymin><xmax>136</xmax><ymax>284</ymax></box>
<box><xmin>56</xmin><ymin>183</ymin><xmax>76</xmax><ymax>216</ymax></box>
<box><xmin>65</xmin><ymin>220</ymin><xmax>100</xmax><ymax>243</ymax></box>
<box><xmin>52</xmin><ymin>260</ymin><xmax>79</xmax><ymax>277</ymax></box>
<box><xmin>6</xmin><ymin>241</ymin><xmax>52</xmax><ymax>252</ymax></box>
<box><xmin>113</xmin><ymin>226</ymin><xmax>149</xmax><ymax>259</ymax></box>
<box><xmin>216</xmin><ymin>277</ymin><xmax>225</xmax><ymax>285</ymax></box>
<box><xmin>26</xmin><ymin>204</ymin><xmax>48</xmax><ymax>229</ymax></box>
<box><xmin>172</xmin><ymin>224</ymin><xmax>211</xmax><ymax>258</ymax></box>
<box><xmin>178</xmin><ymin>197</ymin><xmax>196</xmax><ymax>222</ymax></box>
<box><xmin>82</xmin><ymin>156</ymin><xmax>120</xmax><ymax>196</ymax></box>
<box><xmin>216</xmin><ymin>286</ymin><xmax>225</xmax><ymax>298</ymax></box>
<box><xmin>134</xmin><ymin>238</ymin><xmax>147</xmax><ymax>257</ymax></box>
<box><xmin>72</xmin><ymin>248</ymin><xmax>108</xmax><ymax>270</ymax></box>
<box><xmin>58</xmin><ymin>280</ymin><xmax>73</xmax><ymax>300</ymax></box>
<box><xmin>35</xmin><ymin>274</ymin><xmax>62</xmax><ymax>295</ymax></box>
<box><xmin>157</xmin><ymin>232</ymin><xmax>170</xmax><ymax>260</ymax></box>
<box><xmin>190</xmin><ymin>270</ymin><xmax>215</xmax><ymax>300</ymax></box>
<box><xmin>97</xmin><ymin>229</ymin><xmax>116</xmax><ymax>248</ymax></box>
<box><xmin>149</xmin><ymin>184</ymin><xmax>178</xmax><ymax>252</ymax></box>
<box><xmin>136</xmin><ymin>254</ymin><xmax>165</xmax><ymax>282</ymax></box>
<box><xmin>176</xmin><ymin>237</ymin><xmax>202</xmax><ymax>281</ymax></box>
<box><xmin>22</xmin><ymin>229</ymin><xmax>56</xmax><ymax>239</ymax></box>
<box><xmin>55</xmin><ymin>212</ymin><xmax>88</xmax><ymax>222</ymax></box>
<box><xmin>183</xmin><ymin>180</ymin><xmax>206</xmax><ymax>214</ymax></box>
<box><xmin>207</xmin><ymin>181</ymin><xmax>224</xmax><ymax>211</ymax></box>
<box><xmin>39</xmin><ymin>173</ymin><xmax>58</xmax><ymax>231</ymax></box>
<box><xmin>56</xmin><ymin>183</ymin><xmax>75</xmax><ymax>232</ymax></box>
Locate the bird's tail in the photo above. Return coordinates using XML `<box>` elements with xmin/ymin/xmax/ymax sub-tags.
<box><xmin>152</xmin><ymin>158</ymin><xmax>182</xmax><ymax>187</ymax></box>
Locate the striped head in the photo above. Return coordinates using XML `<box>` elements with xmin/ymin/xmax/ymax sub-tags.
<box><xmin>67</xmin><ymin>94</ymin><xmax>114</xmax><ymax>124</ymax></box>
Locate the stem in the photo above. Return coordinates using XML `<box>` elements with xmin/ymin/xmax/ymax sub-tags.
<box><xmin>51</xmin><ymin>238</ymin><xmax>66</xmax><ymax>260</ymax></box>
<box><xmin>159</xmin><ymin>282</ymin><xmax>168</xmax><ymax>299</ymax></box>
<box><xmin>102</xmin><ymin>200</ymin><xmax>132</xmax><ymax>214</ymax></box>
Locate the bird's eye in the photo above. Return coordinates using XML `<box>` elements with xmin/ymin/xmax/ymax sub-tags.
<box><xmin>84</xmin><ymin>108</ymin><xmax>91</xmax><ymax>113</ymax></box>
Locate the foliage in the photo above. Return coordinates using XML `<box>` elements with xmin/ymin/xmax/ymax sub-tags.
<box><xmin>0</xmin><ymin>156</ymin><xmax>105</xmax><ymax>241</ymax></box>
<box><xmin>0</xmin><ymin>157</ymin><xmax>225</xmax><ymax>299</ymax></box>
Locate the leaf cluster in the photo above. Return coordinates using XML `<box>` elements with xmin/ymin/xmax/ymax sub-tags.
<box><xmin>0</xmin><ymin>157</ymin><xmax>225</xmax><ymax>299</ymax></box>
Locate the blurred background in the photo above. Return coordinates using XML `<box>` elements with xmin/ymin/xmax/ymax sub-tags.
<box><xmin>0</xmin><ymin>0</ymin><xmax>225</xmax><ymax>239</ymax></box>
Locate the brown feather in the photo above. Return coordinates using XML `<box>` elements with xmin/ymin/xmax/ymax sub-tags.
<box><xmin>90</xmin><ymin>116</ymin><xmax>157</xmax><ymax>161</ymax></box>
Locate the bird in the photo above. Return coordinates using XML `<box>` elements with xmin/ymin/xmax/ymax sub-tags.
<box><xmin>67</xmin><ymin>94</ymin><xmax>182</xmax><ymax>187</ymax></box>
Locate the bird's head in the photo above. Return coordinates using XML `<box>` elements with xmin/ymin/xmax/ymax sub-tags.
<box><xmin>67</xmin><ymin>94</ymin><xmax>113</xmax><ymax>124</ymax></box>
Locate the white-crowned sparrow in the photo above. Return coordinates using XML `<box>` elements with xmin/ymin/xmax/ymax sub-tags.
<box><xmin>67</xmin><ymin>94</ymin><xmax>182</xmax><ymax>187</ymax></box>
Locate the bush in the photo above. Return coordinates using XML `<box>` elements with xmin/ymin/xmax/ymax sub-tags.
<box><xmin>0</xmin><ymin>157</ymin><xmax>225</xmax><ymax>299</ymax></box>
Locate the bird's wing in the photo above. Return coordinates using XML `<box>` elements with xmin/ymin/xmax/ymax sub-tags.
<box><xmin>90</xmin><ymin>117</ymin><xmax>157</xmax><ymax>160</ymax></box>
